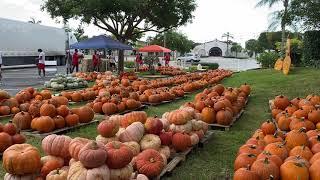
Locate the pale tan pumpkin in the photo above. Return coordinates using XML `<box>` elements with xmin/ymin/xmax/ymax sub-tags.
<box><xmin>167</xmin><ymin>109</ymin><xmax>193</xmax><ymax>125</ymax></box>
<box><xmin>123</xmin><ymin>141</ymin><xmax>141</xmax><ymax>156</ymax></box>
<box><xmin>191</xmin><ymin>119</ymin><xmax>203</xmax><ymax>131</ymax></box>
<box><xmin>159</xmin><ymin>118</ymin><xmax>170</xmax><ymax>131</ymax></box>
<box><xmin>67</xmin><ymin>161</ymin><xmax>110</xmax><ymax>180</ymax></box>
<box><xmin>119</xmin><ymin>122</ymin><xmax>145</xmax><ymax>142</ymax></box>
<box><xmin>159</xmin><ymin>145</ymin><xmax>171</xmax><ymax>159</ymax></box>
<box><xmin>190</xmin><ymin>133</ymin><xmax>200</xmax><ymax>146</ymax></box>
<box><xmin>42</xmin><ymin>134</ymin><xmax>72</xmax><ymax>158</ymax></box>
<box><xmin>169</xmin><ymin>121</ymin><xmax>192</xmax><ymax>133</ymax></box>
<box><xmin>46</xmin><ymin>168</ymin><xmax>68</xmax><ymax>180</ymax></box>
<box><xmin>109</xmin><ymin>164</ymin><xmax>133</xmax><ymax>180</ymax></box>
<box><xmin>95</xmin><ymin>135</ymin><xmax>119</xmax><ymax>145</ymax></box>
<box><xmin>140</xmin><ymin>134</ymin><xmax>161</xmax><ymax>151</ymax></box>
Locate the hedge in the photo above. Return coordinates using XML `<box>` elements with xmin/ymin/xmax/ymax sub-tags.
<box><xmin>303</xmin><ymin>31</ymin><xmax>320</xmax><ymax>68</ymax></box>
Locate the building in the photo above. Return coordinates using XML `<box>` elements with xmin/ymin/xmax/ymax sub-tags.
<box><xmin>192</xmin><ymin>39</ymin><xmax>230</xmax><ymax>57</ymax></box>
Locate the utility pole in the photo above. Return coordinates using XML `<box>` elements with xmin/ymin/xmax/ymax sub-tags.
<box><xmin>222</xmin><ymin>32</ymin><xmax>234</xmax><ymax>56</ymax></box>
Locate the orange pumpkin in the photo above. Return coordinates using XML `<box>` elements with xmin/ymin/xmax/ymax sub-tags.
<box><xmin>201</xmin><ymin>107</ymin><xmax>216</xmax><ymax>124</ymax></box>
<box><xmin>71</xmin><ymin>92</ymin><xmax>83</xmax><ymax>102</ymax></box>
<box><xmin>32</xmin><ymin>116</ymin><xmax>55</xmax><ymax>133</ymax></box>
<box><xmin>172</xmin><ymin>133</ymin><xmax>191</xmax><ymax>152</ymax></box>
<box><xmin>234</xmin><ymin>153</ymin><xmax>257</xmax><ymax>171</ymax></box>
<box><xmin>3</xmin><ymin>144</ymin><xmax>41</xmax><ymax>175</ymax></box>
<box><xmin>56</xmin><ymin>105</ymin><xmax>70</xmax><ymax>117</ymax></box>
<box><xmin>3</xmin><ymin>122</ymin><xmax>17</xmax><ymax>135</ymax></box>
<box><xmin>310</xmin><ymin>159</ymin><xmax>320</xmax><ymax>180</ymax></box>
<box><xmin>216</xmin><ymin>109</ymin><xmax>233</xmax><ymax>125</ymax></box>
<box><xmin>102</xmin><ymin>103</ymin><xmax>118</xmax><ymax>115</ymax></box>
<box><xmin>79</xmin><ymin>141</ymin><xmax>107</xmax><ymax>168</ymax></box>
<box><xmin>97</xmin><ymin>119</ymin><xmax>119</xmax><ymax>138</ymax></box>
<box><xmin>105</xmin><ymin>141</ymin><xmax>133</xmax><ymax>169</ymax></box>
<box><xmin>40</xmin><ymin>103</ymin><xmax>56</xmax><ymax>117</ymax></box>
<box><xmin>12</xmin><ymin>111</ymin><xmax>32</xmax><ymax>130</ymax></box>
<box><xmin>65</xmin><ymin>114</ymin><xmax>79</xmax><ymax>127</ymax></box>
<box><xmin>69</xmin><ymin>137</ymin><xmax>90</xmax><ymax>161</ymax></box>
<box><xmin>261</xmin><ymin>120</ymin><xmax>276</xmax><ymax>135</ymax></box>
<box><xmin>285</xmin><ymin>128</ymin><xmax>308</xmax><ymax>150</ymax></box>
<box><xmin>289</xmin><ymin>145</ymin><xmax>313</xmax><ymax>161</ymax></box>
<box><xmin>0</xmin><ymin>132</ymin><xmax>12</xmax><ymax>152</ymax></box>
<box><xmin>53</xmin><ymin>115</ymin><xmax>65</xmax><ymax>129</ymax></box>
<box><xmin>251</xmin><ymin>158</ymin><xmax>279</xmax><ymax>180</ymax></box>
<box><xmin>121</xmin><ymin>111</ymin><xmax>148</xmax><ymax>127</ymax></box>
<box><xmin>0</xmin><ymin>106</ymin><xmax>11</xmax><ymax>115</ymax></box>
<box><xmin>93</xmin><ymin>102</ymin><xmax>103</xmax><ymax>114</ymax></box>
<box><xmin>135</xmin><ymin>149</ymin><xmax>165</xmax><ymax>178</ymax></box>
<box><xmin>72</xmin><ymin>106</ymin><xmax>94</xmax><ymax>123</ymax></box>
<box><xmin>264</xmin><ymin>142</ymin><xmax>288</xmax><ymax>160</ymax></box>
<box><xmin>274</xmin><ymin>95</ymin><xmax>290</xmax><ymax>110</ymax></box>
<box><xmin>233</xmin><ymin>166</ymin><xmax>260</xmax><ymax>180</ymax></box>
<box><xmin>40</xmin><ymin>159</ymin><xmax>64</xmax><ymax>178</ymax></box>
<box><xmin>41</xmin><ymin>90</ymin><xmax>52</xmax><ymax>100</ymax></box>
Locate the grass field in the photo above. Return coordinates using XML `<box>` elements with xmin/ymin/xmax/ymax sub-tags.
<box><xmin>1</xmin><ymin>67</ymin><xmax>320</xmax><ymax>179</ymax></box>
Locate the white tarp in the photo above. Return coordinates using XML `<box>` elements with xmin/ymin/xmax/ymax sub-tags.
<box><xmin>0</xmin><ymin>17</ymin><xmax>67</xmax><ymax>57</ymax></box>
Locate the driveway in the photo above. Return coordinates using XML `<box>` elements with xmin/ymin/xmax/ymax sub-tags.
<box><xmin>200</xmin><ymin>57</ymin><xmax>261</xmax><ymax>71</ymax></box>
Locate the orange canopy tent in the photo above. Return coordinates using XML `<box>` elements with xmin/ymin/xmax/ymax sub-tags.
<box><xmin>138</xmin><ymin>45</ymin><xmax>171</xmax><ymax>53</ymax></box>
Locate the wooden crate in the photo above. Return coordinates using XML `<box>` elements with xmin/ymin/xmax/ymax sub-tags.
<box><xmin>153</xmin><ymin>130</ymin><xmax>214</xmax><ymax>180</ymax></box>
<box><xmin>143</xmin><ymin>96</ymin><xmax>187</xmax><ymax>106</ymax></box>
<box><xmin>22</xmin><ymin>120</ymin><xmax>99</xmax><ymax>138</ymax></box>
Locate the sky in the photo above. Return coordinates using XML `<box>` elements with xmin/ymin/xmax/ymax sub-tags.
<box><xmin>0</xmin><ymin>0</ymin><xmax>281</xmax><ymax>47</ymax></box>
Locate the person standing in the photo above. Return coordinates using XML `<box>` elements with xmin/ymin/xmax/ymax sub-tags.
<box><xmin>135</xmin><ymin>53</ymin><xmax>140</xmax><ymax>72</ymax></box>
<box><xmin>36</xmin><ymin>49</ymin><xmax>45</xmax><ymax>77</ymax></box>
<box><xmin>72</xmin><ymin>49</ymin><xmax>80</xmax><ymax>73</ymax></box>
<box><xmin>0</xmin><ymin>51</ymin><xmax>3</xmax><ymax>82</ymax></box>
<box><xmin>109</xmin><ymin>54</ymin><xmax>116</xmax><ymax>72</ymax></box>
<box><xmin>165</xmin><ymin>53</ymin><xmax>170</xmax><ymax>67</ymax></box>
<box><xmin>65</xmin><ymin>50</ymin><xmax>72</xmax><ymax>74</ymax></box>
<box><xmin>92</xmin><ymin>50</ymin><xmax>100</xmax><ymax>72</ymax></box>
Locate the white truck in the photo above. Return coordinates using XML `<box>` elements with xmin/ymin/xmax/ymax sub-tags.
<box><xmin>0</xmin><ymin>17</ymin><xmax>77</xmax><ymax>66</ymax></box>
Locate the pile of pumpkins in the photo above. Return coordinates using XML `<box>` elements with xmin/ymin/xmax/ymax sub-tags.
<box><xmin>156</xmin><ymin>66</ymin><xmax>186</xmax><ymax>76</ymax></box>
<box><xmin>271</xmin><ymin>94</ymin><xmax>320</xmax><ymax>132</ymax></box>
<box><xmin>60</xmin><ymin>89</ymin><xmax>97</xmax><ymax>103</ymax></box>
<box><xmin>139</xmin><ymin>87</ymin><xmax>185</xmax><ymax>104</ymax></box>
<box><xmin>0</xmin><ymin>122</ymin><xmax>26</xmax><ymax>153</ymax></box>
<box><xmin>234</xmin><ymin>120</ymin><xmax>320</xmax><ymax>180</ymax></box>
<box><xmin>44</xmin><ymin>74</ymin><xmax>89</xmax><ymax>91</ymax></box>
<box><xmin>182</xmin><ymin>84</ymin><xmax>251</xmax><ymax>125</ymax></box>
<box><xmin>1</xmin><ymin>107</ymin><xmax>208</xmax><ymax>180</ymax></box>
<box><xmin>73</xmin><ymin>72</ymin><xmax>99</xmax><ymax>81</ymax></box>
<box><xmin>11</xmin><ymin>94</ymin><xmax>95</xmax><ymax>133</ymax></box>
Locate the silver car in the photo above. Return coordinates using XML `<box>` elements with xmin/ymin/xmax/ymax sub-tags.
<box><xmin>177</xmin><ymin>53</ymin><xmax>201</xmax><ymax>63</ymax></box>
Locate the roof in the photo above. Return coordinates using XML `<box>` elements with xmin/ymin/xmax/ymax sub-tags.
<box><xmin>138</xmin><ymin>45</ymin><xmax>171</xmax><ymax>53</ymax></box>
<box><xmin>70</xmin><ymin>35</ymin><xmax>132</xmax><ymax>50</ymax></box>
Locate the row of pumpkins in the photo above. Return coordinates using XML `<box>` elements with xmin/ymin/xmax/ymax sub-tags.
<box><xmin>10</xmin><ymin>98</ymin><xmax>95</xmax><ymax>133</ymax></box>
<box><xmin>181</xmin><ymin>83</ymin><xmax>251</xmax><ymax>125</ymax></box>
<box><xmin>2</xmin><ymin>106</ymin><xmax>209</xmax><ymax>180</ymax></box>
<box><xmin>234</xmin><ymin>94</ymin><xmax>320</xmax><ymax>180</ymax></box>
<box><xmin>44</xmin><ymin>74</ymin><xmax>89</xmax><ymax>91</ymax></box>
<box><xmin>271</xmin><ymin>94</ymin><xmax>320</xmax><ymax>132</ymax></box>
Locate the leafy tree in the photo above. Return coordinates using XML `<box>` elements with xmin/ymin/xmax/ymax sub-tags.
<box><xmin>290</xmin><ymin>0</ymin><xmax>320</xmax><ymax>30</ymax></box>
<box><xmin>230</xmin><ymin>43</ymin><xmax>242</xmax><ymax>58</ymax></box>
<box><xmin>150</xmin><ymin>30</ymin><xmax>194</xmax><ymax>54</ymax></box>
<box><xmin>256</xmin><ymin>0</ymin><xmax>291</xmax><ymax>57</ymax></box>
<box><xmin>42</xmin><ymin>0</ymin><xmax>196</xmax><ymax>73</ymax></box>
<box><xmin>257</xmin><ymin>31</ymin><xmax>302</xmax><ymax>50</ymax></box>
<box><xmin>28</xmin><ymin>17</ymin><xmax>41</xmax><ymax>24</ymax></box>
<box><xmin>63</xmin><ymin>24</ymin><xmax>88</xmax><ymax>41</ymax></box>
<box><xmin>245</xmin><ymin>39</ymin><xmax>263</xmax><ymax>57</ymax></box>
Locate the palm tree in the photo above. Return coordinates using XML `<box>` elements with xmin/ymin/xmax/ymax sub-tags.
<box><xmin>222</xmin><ymin>32</ymin><xmax>234</xmax><ymax>56</ymax></box>
<box><xmin>231</xmin><ymin>43</ymin><xmax>243</xmax><ymax>58</ymax></box>
<box><xmin>28</xmin><ymin>17</ymin><xmax>42</xmax><ymax>24</ymax></box>
<box><xmin>256</xmin><ymin>0</ymin><xmax>290</xmax><ymax>57</ymax></box>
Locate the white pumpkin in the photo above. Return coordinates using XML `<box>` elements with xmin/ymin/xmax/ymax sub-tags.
<box><xmin>191</xmin><ymin>119</ymin><xmax>203</xmax><ymax>131</ymax></box>
<box><xmin>160</xmin><ymin>153</ymin><xmax>168</xmax><ymax>166</ymax></box>
<box><xmin>162</xmin><ymin>112</ymin><xmax>169</xmax><ymax>119</ymax></box>
<box><xmin>159</xmin><ymin>145</ymin><xmax>171</xmax><ymax>159</ymax></box>
<box><xmin>169</xmin><ymin>121</ymin><xmax>192</xmax><ymax>133</ymax></box>
<box><xmin>67</xmin><ymin>161</ymin><xmax>110</xmax><ymax>180</ymax></box>
<box><xmin>119</xmin><ymin>122</ymin><xmax>145</xmax><ymax>142</ymax></box>
<box><xmin>96</xmin><ymin>135</ymin><xmax>119</xmax><ymax>145</ymax></box>
<box><xmin>124</xmin><ymin>141</ymin><xmax>141</xmax><ymax>156</ymax></box>
<box><xmin>159</xmin><ymin>118</ymin><xmax>170</xmax><ymax>131</ymax></box>
<box><xmin>194</xmin><ymin>113</ymin><xmax>203</xmax><ymax>121</ymax></box>
<box><xmin>110</xmin><ymin>164</ymin><xmax>133</xmax><ymax>180</ymax></box>
<box><xmin>140</xmin><ymin>134</ymin><xmax>161</xmax><ymax>151</ymax></box>
<box><xmin>190</xmin><ymin>133</ymin><xmax>200</xmax><ymax>146</ymax></box>
<box><xmin>4</xmin><ymin>173</ymin><xmax>37</xmax><ymax>180</ymax></box>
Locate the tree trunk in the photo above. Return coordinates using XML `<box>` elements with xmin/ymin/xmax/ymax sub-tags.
<box><xmin>281</xmin><ymin>0</ymin><xmax>289</xmax><ymax>58</ymax></box>
<box><xmin>118</xmin><ymin>50</ymin><xmax>124</xmax><ymax>75</ymax></box>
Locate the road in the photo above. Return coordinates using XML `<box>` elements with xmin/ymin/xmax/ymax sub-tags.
<box><xmin>0</xmin><ymin>67</ymin><xmax>66</xmax><ymax>95</ymax></box>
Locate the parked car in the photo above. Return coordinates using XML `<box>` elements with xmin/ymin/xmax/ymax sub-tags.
<box><xmin>177</xmin><ymin>53</ymin><xmax>201</xmax><ymax>63</ymax></box>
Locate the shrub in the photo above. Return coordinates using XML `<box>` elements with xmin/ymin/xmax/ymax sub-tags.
<box><xmin>256</xmin><ymin>51</ymin><xmax>279</xmax><ymax>68</ymax></box>
<box><xmin>124</xmin><ymin>61</ymin><xmax>135</xmax><ymax>68</ymax></box>
<box><xmin>303</xmin><ymin>31</ymin><xmax>320</xmax><ymax>68</ymax></box>
<box><xmin>192</xmin><ymin>62</ymin><xmax>219</xmax><ymax>70</ymax></box>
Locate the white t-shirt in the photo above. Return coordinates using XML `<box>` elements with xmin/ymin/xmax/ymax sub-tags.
<box><xmin>38</xmin><ymin>52</ymin><xmax>45</xmax><ymax>64</ymax></box>
<box><xmin>0</xmin><ymin>52</ymin><xmax>2</xmax><ymax>65</ymax></box>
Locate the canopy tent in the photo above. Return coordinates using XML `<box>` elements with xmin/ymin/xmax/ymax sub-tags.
<box><xmin>138</xmin><ymin>45</ymin><xmax>171</xmax><ymax>53</ymax></box>
<box><xmin>70</xmin><ymin>35</ymin><xmax>132</xmax><ymax>50</ymax></box>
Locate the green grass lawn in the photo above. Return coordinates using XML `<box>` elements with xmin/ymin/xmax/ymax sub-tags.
<box><xmin>1</xmin><ymin>67</ymin><xmax>320</xmax><ymax>179</ymax></box>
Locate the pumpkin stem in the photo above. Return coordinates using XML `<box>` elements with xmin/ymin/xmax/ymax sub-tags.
<box><xmin>91</xmin><ymin>141</ymin><xmax>98</xmax><ymax>149</ymax></box>
<box><xmin>113</xmin><ymin>141</ymin><xmax>120</xmax><ymax>149</ymax></box>
<box><xmin>264</xmin><ymin>158</ymin><xmax>270</xmax><ymax>164</ymax></box>
<box><xmin>299</xmin><ymin>127</ymin><xmax>306</xmax><ymax>133</ymax></box>
<box><xmin>294</xmin><ymin>162</ymin><xmax>303</xmax><ymax>168</ymax></box>
<box><xmin>150</xmin><ymin>158</ymin><xmax>155</xmax><ymax>163</ymax></box>
<box><xmin>56</xmin><ymin>168</ymin><xmax>60</xmax><ymax>174</ymax></box>
<box><xmin>269</xmin><ymin>175</ymin><xmax>274</xmax><ymax>180</ymax></box>
<box><xmin>246</xmin><ymin>164</ymin><xmax>251</xmax><ymax>171</ymax></box>
<box><xmin>248</xmin><ymin>154</ymin><xmax>256</xmax><ymax>158</ymax></box>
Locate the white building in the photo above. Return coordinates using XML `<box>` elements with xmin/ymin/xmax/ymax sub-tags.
<box><xmin>192</xmin><ymin>39</ymin><xmax>249</xmax><ymax>58</ymax></box>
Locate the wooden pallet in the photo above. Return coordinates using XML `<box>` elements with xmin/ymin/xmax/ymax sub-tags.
<box><xmin>69</xmin><ymin>100</ymin><xmax>94</xmax><ymax>105</ymax></box>
<box><xmin>143</xmin><ymin>96</ymin><xmax>187</xmax><ymax>106</ymax></box>
<box><xmin>209</xmin><ymin>109</ymin><xmax>245</xmax><ymax>131</ymax></box>
<box><xmin>94</xmin><ymin>105</ymin><xmax>148</xmax><ymax>119</ymax></box>
<box><xmin>22</xmin><ymin>120</ymin><xmax>99</xmax><ymax>138</ymax></box>
<box><xmin>153</xmin><ymin>130</ymin><xmax>214</xmax><ymax>180</ymax></box>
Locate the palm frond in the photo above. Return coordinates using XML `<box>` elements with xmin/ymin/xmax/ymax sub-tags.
<box><xmin>256</xmin><ymin>0</ymin><xmax>280</xmax><ymax>8</ymax></box>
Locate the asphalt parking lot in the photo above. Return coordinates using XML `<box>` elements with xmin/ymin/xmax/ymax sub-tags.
<box><xmin>0</xmin><ymin>66</ymin><xmax>66</xmax><ymax>95</ymax></box>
